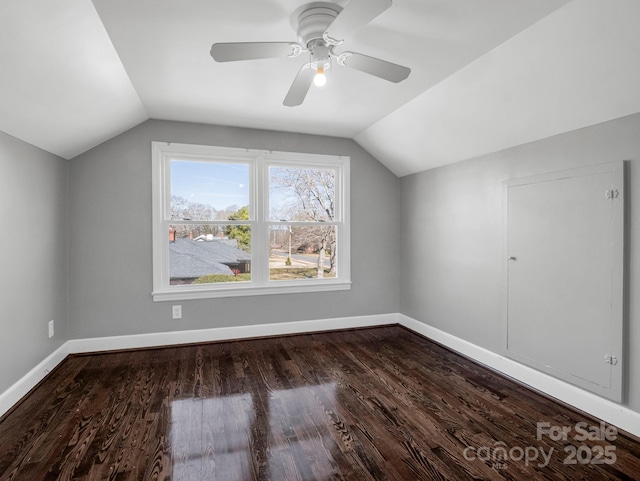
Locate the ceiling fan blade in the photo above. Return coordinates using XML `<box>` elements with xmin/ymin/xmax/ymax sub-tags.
<box><xmin>283</xmin><ymin>64</ymin><xmax>315</xmax><ymax>107</ymax></box>
<box><xmin>210</xmin><ymin>42</ymin><xmax>302</xmax><ymax>62</ymax></box>
<box><xmin>324</xmin><ymin>0</ymin><xmax>392</xmax><ymax>44</ymax></box>
<box><xmin>338</xmin><ymin>51</ymin><xmax>410</xmax><ymax>83</ymax></box>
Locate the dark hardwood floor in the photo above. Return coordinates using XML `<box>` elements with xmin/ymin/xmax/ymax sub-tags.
<box><xmin>1</xmin><ymin>325</ymin><xmax>639</xmax><ymax>480</ymax></box>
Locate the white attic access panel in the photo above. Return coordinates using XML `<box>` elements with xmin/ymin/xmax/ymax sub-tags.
<box><xmin>503</xmin><ymin>161</ymin><xmax>625</xmax><ymax>401</ymax></box>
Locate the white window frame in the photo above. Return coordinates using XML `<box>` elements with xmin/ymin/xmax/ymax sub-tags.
<box><xmin>152</xmin><ymin>141</ymin><xmax>351</xmax><ymax>301</ymax></box>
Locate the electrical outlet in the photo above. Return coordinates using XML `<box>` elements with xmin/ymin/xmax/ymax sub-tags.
<box><xmin>48</xmin><ymin>320</ymin><xmax>54</xmax><ymax>338</ymax></box>
<box><xmin>172</xmin><ymin>305</ymin><xmax>182</xmax><ymax>320</ymax></box>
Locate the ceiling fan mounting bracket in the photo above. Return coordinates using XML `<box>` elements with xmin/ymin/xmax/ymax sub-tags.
<box><xmin>336</xmin><ymin>51</ymin><xmax>352</xmax><ymax>67</ymax></box>
<box><xmin>288</xmin><ymin>44</ymin><xmax>304</xmax><ymax>58</ymax></box>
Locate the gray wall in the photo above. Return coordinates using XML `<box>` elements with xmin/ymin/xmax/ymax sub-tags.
<box><xmin>399</xmin><ymin>112</ymin><xmax>640</xmax><ymax>411</ymax></box>
<box><xmin>0</xmin><ymin>130</ymin><xmax>68</xmax><ymax>394</ymax></box>
<box><xmin>68</xmin><ymin>119</ymin><xmax>400</xmax><ymax>339</ymax></box>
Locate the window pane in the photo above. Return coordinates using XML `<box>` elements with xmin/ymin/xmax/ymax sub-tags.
<box><xmin>169</xmin><ymin>224</ymin><xmax>251</xmax><ymax>285</ymax></box>
<box><xmin>269</xmin><ymin>166</ymin><xmax>335</xmax><ymax>221</ymax></box>
<box><xmin>170</xmin><ymin>160</ymin><xmax>249</xmax><ymax>220</ymax></box>
<box><xmin>269</xmin><ymin>225</ymin><xmax>336</xmax><ymax>280</ymax></box>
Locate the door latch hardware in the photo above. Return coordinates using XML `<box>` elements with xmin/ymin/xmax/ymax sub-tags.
<box><xmin>604</xmin><ymin>354</ymin><xmax>618</xmax><ymax>365</ymax></box>
<box><xmin>605</xmin><ymin>190</ymin><xmax>619</xmax><ymax>199</ymax></box>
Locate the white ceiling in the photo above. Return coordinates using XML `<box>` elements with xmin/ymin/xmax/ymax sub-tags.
<box><xmin>1</xmin><ymin>0</ymin><xmax>639</xmax><ymax>176</ymax></box>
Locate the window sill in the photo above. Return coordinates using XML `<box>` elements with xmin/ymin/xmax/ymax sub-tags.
<box><xmin>152</xmin><ymin>280</ymin><xmax>351</xmax><ymax>302</ymax></box>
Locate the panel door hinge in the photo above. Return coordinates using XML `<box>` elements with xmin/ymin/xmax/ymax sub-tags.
<box><xmin>605</xmin><ymin>189</ymin><xmax>619</xmax><ymax>199</ymax></box>
<box><xmin>604</xmin><ymin>354</ymin><xmax>618</xmax><ymax>365</ymax></box>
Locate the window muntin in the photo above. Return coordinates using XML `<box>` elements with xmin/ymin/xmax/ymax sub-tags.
<box><xmin>152</xmin><ymin>142</ymin><xmax>350</xmax><ymax>301</ymax></box>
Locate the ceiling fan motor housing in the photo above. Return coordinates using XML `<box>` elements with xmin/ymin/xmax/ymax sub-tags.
<box><xmin>296</xmin><ymin>4</ymin><xmax>341</xmax><ymax>47</ymax></box>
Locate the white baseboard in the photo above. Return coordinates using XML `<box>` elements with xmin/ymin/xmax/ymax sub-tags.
<box><xmin>397</xmin><ymin>314</ymin><xmax>640</xmax><ymax>439</ymax></box>
<box><xmin>0</xmin><ymin>343</ymin><xmax>70</xmax><ymax>418</ymax></box>
<box><xmin>65</xmin><ymin>313</ymin><xmax>398</xmax><ymax>354</ymax></box>
<box><xmin>3</xmin><ymin>312</ymin><xmax>640</xmax><ymax>441</ymax></box>
<box><xmin>0</xmin><ymin>313</ymin><xmax>397</xmax><ymax>419</ymax></box>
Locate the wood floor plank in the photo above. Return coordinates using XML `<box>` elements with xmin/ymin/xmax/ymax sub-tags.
<box><xmin>1</xmin><ymin>326</ymin><xmax>640</xmax><ymax>480</ymax></box>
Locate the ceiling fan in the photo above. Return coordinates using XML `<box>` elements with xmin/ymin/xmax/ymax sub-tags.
<box><xmin>210</xmin><ymin>0</ymin><xmax>411</xmax><ymax>107</ymax></box>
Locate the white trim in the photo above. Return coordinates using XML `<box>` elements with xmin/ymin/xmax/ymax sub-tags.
<box><xmin>0</xmin><ymin>314</ymin><xmax>397</xmax><ymax>419</ymax></box>
<box><xmin>151</xmin><ymin>141</ymin><xmax>351</xmax><ymax>301</ymax></box>
<box><xmin>66</xmin><ymin>313</ymin><xmax>397</xmax><ymax>354</ymax></box>
<box><xmin>0</xmin><ymin>343</ymin><xmax>70</xmax><ymax>418</ymax></box>
<box><xmin>398</xmin><ymin>314</ymin><xmax>640</xmax><ymax>439</ymax></box>
<box><xmin>152</xmin><ymin>280</ymin><xmax>352</xmax><ymax>301</ymax></box>
<box><xmin>3</xmin><ymin>313</ymin><xmax>640</xmax><ymax>440</ymax></box>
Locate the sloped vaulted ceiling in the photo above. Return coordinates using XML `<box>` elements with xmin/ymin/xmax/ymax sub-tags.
<box><xmin>1</xmin><ymin>0</ymin><xmax>639</xmax><ymax>176</ymax></box>
<box><xmin>356</xmin><ymin>0</ymin><xmax>640</xmax><ymax>176</ymax></box>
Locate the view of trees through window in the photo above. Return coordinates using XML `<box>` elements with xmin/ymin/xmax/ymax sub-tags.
<box><xmin>269</xmin><ymin>166</ymin><xmax>336</xmax><ymax>280</ymax></box>
<box><xmin>169</xmin><ymin>160</ymin><xmax>337</xmax><ymax>284</ymax></box>
<box><xmin>170</xmin><ymin>196</ymin><xmax>249</xmax><ymax>243</ymax></box>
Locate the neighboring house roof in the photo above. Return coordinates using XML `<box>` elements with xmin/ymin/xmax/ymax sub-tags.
<box><xmin>169</xmin><ymin>237</ymin><xmax>250</xmax><ymax>279</ymax></box>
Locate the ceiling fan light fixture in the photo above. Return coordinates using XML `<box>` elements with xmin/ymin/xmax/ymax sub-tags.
<box><xmin>314</xmin><ymin>66</ymin><xmax>327</xmax><ymax>87</ymax></box>
<box><xmin>309</xmin><ymin>40</ymin><xmax>330</xmax><ymax>88</ymax></box>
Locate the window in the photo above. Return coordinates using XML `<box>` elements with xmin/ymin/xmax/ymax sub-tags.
<box><xmin>152</xmin><ymin>142</ymin><xmax>350</xmax><ymax>301</ymax></box>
